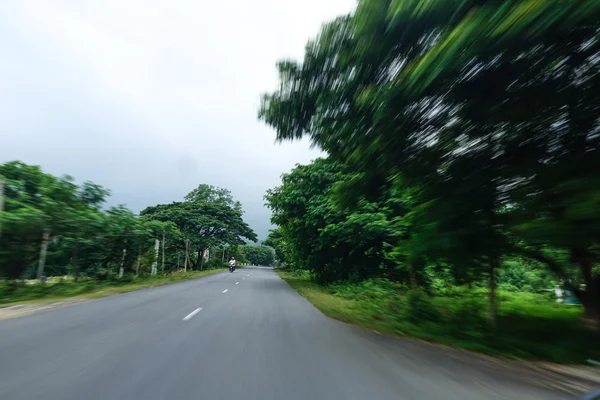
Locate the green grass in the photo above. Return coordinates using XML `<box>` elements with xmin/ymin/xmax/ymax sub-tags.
<box><xmin>278</xmin><ymin>269</ymin><xmax>599</xmax><ymax>364</ymax></box>
<box><xmin>0</xmin><ymin>269</ymin><xmax>227</xmax><ymax>307</ymax></box>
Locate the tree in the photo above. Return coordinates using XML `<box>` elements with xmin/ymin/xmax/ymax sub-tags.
<box><xmin>184</xmin><ymin>184</ymin><xmax>240</xmax><ymax>210</ymax></box>
<box><xmin>265</xmin><ymin>158</ymin><xmax>409</xmax><ymax>283</ymax></box>
<box><xmin>0</xmin><ymin>162</ymin><xmax>82</xmax><ymax>280</ymax></box>
<box><xmin>259</xmin><ymin>0</ymin><xmax>600</xmax><ymax>325</ymax></box>
<box><xmin>241</xmin><ymin>245</ymin><xmax>275</xmax><ymax>266</ymax></box>
<box><xmin>64</xmin><ymin>209</ymin><xmax>106</xmax><ymax>282</ymax></box>
<box><xmin>263</xmin><ymin>228</ymin><xmax>289</xmax><ymax>265</ymax></box>
<box><xmin>61</xmin><ymin>181</ymin><xmax>110</xmax><ymax>281</ymax></box>
<box><xmin>141</xmin><ymin>184</ymin><xmax>257</xmax><ymax>269</ymax></box>
<box><xmin>0</xmin><ymin>161</ymin><xmax>248</xmax><ymax>281</ymax></box>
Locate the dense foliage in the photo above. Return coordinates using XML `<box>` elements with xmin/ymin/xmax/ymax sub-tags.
<box><xmin>266</xmin><ymin>159</ymin><xmax>412</xmax><ymax>283</ymax></box>
<box><xmin>260</xmin><ymin>0</ymin><xmax>600</xmax><ymax>329</ymax></box>
<box><xmin>141</xmin><ymin>184</ymin><xmax>257</xmax><ymax>269</ymax></box>
<box><xmin>280</xmin><ymin>270</ymin><xmax>598</xmax><ymax>363</ymax></box>
<box><xmin>0</xmin><ymin>161</ymin><xmax>256</xmax><ymax>282</ymax></box>
<box><xmin>240</xmin><ymin>245</ymin><xmax>275</xmax><ymax>266</ymax></box>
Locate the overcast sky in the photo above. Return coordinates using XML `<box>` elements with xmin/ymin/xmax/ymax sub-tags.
<box><xmin>0</xmin><ymin>0</ymin><xmax>356</xmax><ymax>241</ymax></box>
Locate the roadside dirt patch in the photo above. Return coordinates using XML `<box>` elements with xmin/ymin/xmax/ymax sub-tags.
<box><xmin>527</xmin><ymin>362</ymin><xmax>600</xmax><ymax>395</ymax></box>
<box><xmin>0</xmin><ymin>299</ymin><xmax>90</xmax><ymax>320</ymax></box>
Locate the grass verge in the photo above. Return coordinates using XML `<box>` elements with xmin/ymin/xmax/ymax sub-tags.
<box><xmin>0</xmin><ymin>269</ymin><xmax>227</xmax><ymax>307</ymax></box>
<box><xmin>278</xmin><ymin>269</ymin><xmax>600</xmax><ymax>364</ymax></box>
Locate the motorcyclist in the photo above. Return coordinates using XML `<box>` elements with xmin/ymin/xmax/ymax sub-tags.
<box><xmin>228</xmin><ymin>257</ymin><xmax>236</xmax><ymax>271</ymax></box>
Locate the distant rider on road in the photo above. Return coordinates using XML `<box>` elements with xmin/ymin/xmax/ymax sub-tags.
<box><xmin>229</xmin><ymin>257</ymin><xmax>236</xmax><ymax>271</ymax></box>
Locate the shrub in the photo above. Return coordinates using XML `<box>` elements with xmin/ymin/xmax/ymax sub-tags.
<box><xmin>408</xmin><ymin>290</ymin><xmax>441</xmax><ymax>323</ymax></box>
<box><xmin>444</xmin><ymin>297</ymin><xmax>488</xmax><ymax>339</ymax></box>
<box><xmin>94</xmin><ymin>268</ymin><xmax>115</xmax><ymax>281</ymax></box>
<box><xmin>119</xmin><ymin>274</ymin><xmax>135</xmax><ymax>283</ymax></box>
<box><xmin>329</xmin><ymin>278</ymin><xmax>401</xmax><ymax>301</ymax></box>
<box><xmin>205</xmin><ymin>259</ymin><xmax>226</xmax><ymax>270</ymax></box>
<box><xmin>0</xmin><ymin>280</ymin><xmax>22</xmax><ymax>296</ymax></box>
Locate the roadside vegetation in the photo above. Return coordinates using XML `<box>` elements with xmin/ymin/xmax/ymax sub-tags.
<box><xmin>279</xmin><ymin>269</ymin><xmax>597</xmax><ymax>364</ymax></box>
<box><xmin>240</xmin><ymin>245</ymin><xmax>275</xmax><ymax>266</ymax></box>
<box><xmin>0</xmin><ymin>162</ymin><xmax>269</xmax><ymax>306</ymax></box>
<box><xmin>0</xmin><ymin>268</ymin><xmax>227</xmax><ymax>306</ymax></box>
<box><xmin>261</xmin><ymin>0</ymin><xmax>600</xmax><ymax>363</ymax></box>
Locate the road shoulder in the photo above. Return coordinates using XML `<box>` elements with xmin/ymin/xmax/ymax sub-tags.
<box><xmin>0</xmin><ymin>268</ymin><xmax>227</xmax><ymax>320</ymax></box>
<box><xmin>276</xmin><ymin>268</ymin><xmax>600</xmax><ymax>395</ymax></box>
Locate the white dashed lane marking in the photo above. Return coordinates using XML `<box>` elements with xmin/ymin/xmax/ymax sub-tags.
<box><xmin>182</xmin><ymin>308</ymin><xmax>202</xmax><ymax>321</ymax></box>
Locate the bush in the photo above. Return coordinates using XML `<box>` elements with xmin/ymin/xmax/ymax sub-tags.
<box><xmin>278</xmin><ymin>270</ymin><xmax>599</xmax><ymax>363</ymax></box>
<box><xmin>287</xmin><ymin>268</ymin><xmax>311</xmax><ymax>279</ymax></box>
<box><xmin>407</xmin><ymin>290</ymin><xmax>441</xmax><ymax>323</ymax></box>
<box><xmin>329</xmin><ymin>278</ymin><xmax>401</xmax><ymax>301</ymax></box>
<box><xmin>0</xmin><ymin>280</ymin><xmax>22</xmax><ymax>296</ymax></box>
<box><xmin>119</xmin><ymin>274</ymin><xmax>135</xmax><ymax>284</ymax></box>
<box><xmin>444</xmin><ymin>297</ymin><xmax>488</xmax><ymax>339</ymax></box>
<box><xmin>205</xmin><ymin>259</ymin><xmax>226</xmax><ymax>270</ymax></box>
<box><xmin>93</xmin><ymin>268</ymin><xmax>115</xmax><ymax>281</ymax></box>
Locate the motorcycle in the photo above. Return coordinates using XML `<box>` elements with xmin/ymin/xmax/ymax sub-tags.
<box><xmin>229</xmin><ymin>264</ymin><xmax>236</xmax><ymax>273</ymax></box>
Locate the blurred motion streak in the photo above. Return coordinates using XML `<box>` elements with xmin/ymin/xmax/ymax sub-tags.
<box><xmin>260</xmin><ymin>0</ymin><xmax>600</xmax><ymax>366</ymax></box>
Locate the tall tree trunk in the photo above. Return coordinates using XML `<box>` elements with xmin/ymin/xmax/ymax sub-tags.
<box><xmin>72</xmin><ymin>233</ymin><xmax>80</xmax><ymax>282</ymax></box>
<box><xmin>136</xmin><ymin>245</ymin><xmax>141</xmax><ymax>276</ymax></box>
<box><xmin>184</xmin><ymin>241</ymin><xmax>188</xmax><ymax>271</ymax></box>
<box><xmin>119</xmin><ymin>248</ymin><xmax>127</xmax><ymax>278</ymax></box>
<box><xmin>37</xmin><ymin>229</ymin><xmax>50</xmax><ymax>282</ymax></box>
<box><xmin>408</xmin><ymin>264</ymin><xmax>417</xmax><ymax>290</ymax></box>
<box><xmin>196</xmin><ymin>248</ymin><xmax>202</xmax><ymax>269</ymax></box>
<box><xmin>573</xmin><ymin>248</ymin><xmax>600</xmax><ymax>329</ymax></box>
<box><xmin>488</xmin><ymin>257</ymin><xmax>498</xmax><ymax>328</ymax></box>
<box><xmin>152</xmin><ymin>239</ymin><xmax>159</xmax><ymax>275</ymax></box>
<box><xmin>161</xmin><ymin>231</ymin><xmax>165</xmax><ymax>274</ymax></box>
<box><xmin>184</xmin><ymin>239</ymin><xmax>190</xmax><ymax>272</ymax></box>
<box><xmin>200</xmin><ymin>248</ymin><xmax>205</xmax><ymax>270</ymax></box>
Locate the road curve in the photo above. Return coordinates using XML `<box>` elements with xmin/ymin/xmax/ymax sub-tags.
<box><xmin>0</xmin><ymin>267</ymin><xmax>570</xmax><ymax>400</ymax></box>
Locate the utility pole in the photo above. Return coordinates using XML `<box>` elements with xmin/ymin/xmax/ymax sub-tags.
<box><xmin>0</xmin><ymin>179</ymin><xmax>4</xmax><ymax>240</ymax></box>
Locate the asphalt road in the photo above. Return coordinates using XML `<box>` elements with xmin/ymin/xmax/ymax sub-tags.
<box><xmin>0</xmin><ymin>267</ymin><xmax>573</xmax><ymax>400</ymax></box>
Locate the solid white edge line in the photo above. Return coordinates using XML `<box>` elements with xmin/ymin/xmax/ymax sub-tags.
<box><xmin>182</xmin><ymin>307</ymin><xmax>202</xmax><ymax>321</ymax></box>
<box><xmin>222</xmin><ymin>289</ymin><xmax>228</xmax><ymax>293</ymax></box>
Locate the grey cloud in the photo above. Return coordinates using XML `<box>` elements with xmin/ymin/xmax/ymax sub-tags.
<box><xmin>0</xmin><ymin>0</ymin><xmax>354</xmax><ymax>241</ymax></box>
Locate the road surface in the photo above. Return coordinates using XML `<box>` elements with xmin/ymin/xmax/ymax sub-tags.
<box><xmin>0</xmin><ymin>267</ymin><xmax>572</xmax><ymax>400</ymax></box>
